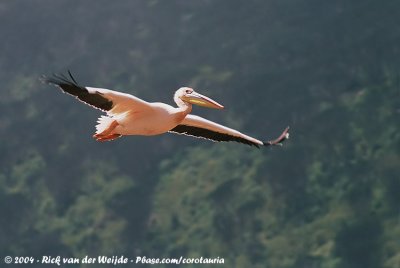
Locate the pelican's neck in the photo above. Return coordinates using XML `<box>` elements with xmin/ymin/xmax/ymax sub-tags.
<box><xmin>174</xmin><ymin>94</ymin><xmax>192</xmax><ymax>115</ymax></box>
<box><xmin>176</xmin><ymin>101</ymin><xmax>192</xmax><ymax>115</ymax></box>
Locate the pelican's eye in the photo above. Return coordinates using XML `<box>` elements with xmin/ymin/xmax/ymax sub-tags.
<box><xmin>185</xmin><ymin>89</ymin><xmax>191</xmax><ymax>94</ymax></box>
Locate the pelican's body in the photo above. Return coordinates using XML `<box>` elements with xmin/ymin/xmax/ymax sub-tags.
<box><xmin>120</xmin><ymin>107</ymin><xmax>173</xmax><ymax>136</ymax></box>
<box><xmin>43</xmin><ymin>72</ymin><xmax>289</xmax><ymax>147</ymax></box>
<box><xmin>93</xmin><ymin>97</ymin><xmax>186</xmax><ymax>136</ymax></box>
<box><xmin>115</xmin><ymin>103</ymin><xmax>186</xmax><ymax>136</ymax></box>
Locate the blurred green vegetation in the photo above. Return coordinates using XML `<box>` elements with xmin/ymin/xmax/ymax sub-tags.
<box><xmin>0</xmin><ymin>1</ymin><xmax>399</xmax><ymax>267</ymax></box>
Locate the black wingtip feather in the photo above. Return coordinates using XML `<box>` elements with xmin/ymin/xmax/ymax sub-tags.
<box><xmin>41</xmin><ymin>71</ymin><xmax>79</xmax><ymax>88</ymax></box>
<box><xmin>263</xmin><ymin>126</ymin><xmax>290</xmax><ymax>146</ymax></box>
<box><xmin>41</xmin><ymin>71</ymin><xmax>113</xmax><ymax>112</ymax></box>
<box><xmin>68</xmin><ymin>70</ymin><xmax>78</xmax><ymax>84</ymax></box>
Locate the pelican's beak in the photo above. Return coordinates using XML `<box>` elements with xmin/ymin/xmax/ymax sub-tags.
<box><xmin>181</xmin><ymin>92</ymin><xmax>224</xmax><ymax>109</ymax></box>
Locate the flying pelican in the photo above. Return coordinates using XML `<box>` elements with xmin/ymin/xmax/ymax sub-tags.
<box><xmin>42</xmin><ymin>71</ymin><xmax>289</xmax><ymax>147</ymax></box>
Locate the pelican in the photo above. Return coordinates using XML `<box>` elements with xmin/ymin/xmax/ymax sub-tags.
<box><xmin>42</xmin><ymin>71</ymin><xmax>289</xmax><ymax>147</ymax></box>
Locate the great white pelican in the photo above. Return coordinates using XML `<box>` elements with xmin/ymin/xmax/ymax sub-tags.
<box><xmin>42</xmin><ymin>71</ymin><xmax>289</xmax><ymax>148</ymax></box>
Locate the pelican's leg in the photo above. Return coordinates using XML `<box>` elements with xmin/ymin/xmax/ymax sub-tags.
<box><xmin>93</xmin><ymin>120</ymin><xmax>119</xmax><ymax>139</ymax></box>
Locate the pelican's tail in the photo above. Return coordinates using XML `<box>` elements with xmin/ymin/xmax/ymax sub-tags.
<box><xmin>93</xmin><ymin>116</ymin><xmax>121</xmax><ymax>142</ymax></box>
<box><xmin>95</xmin><ymin>115</ymin><xmax>115</xmax><ymax>135</ymax></box>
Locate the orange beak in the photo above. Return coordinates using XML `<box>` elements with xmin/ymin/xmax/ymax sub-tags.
<box><xmin>181</xmin><ymin>92</ymin><xmax>224</xmax><ymax>109</ymax></box>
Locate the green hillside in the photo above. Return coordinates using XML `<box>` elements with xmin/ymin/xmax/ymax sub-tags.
<box><xmin>0</xmin><ymin>1</ymin><xmax>399</xmax><ymax>267</ymax></box>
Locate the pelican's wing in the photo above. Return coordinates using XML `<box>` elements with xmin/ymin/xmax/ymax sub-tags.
<box><xmin>42</xmin><ymin>71</ymin><xmax>151</xmax><ymax>114</ymax></box>
<box><xmin>170</xmin><ymin>114</ymin><xmax>262</xmax><ymax>147</ymax></box>
<box><xmin>170</xmin><ymin>114</ymin><xmax>289</xmax><ymax>148</ymax></box>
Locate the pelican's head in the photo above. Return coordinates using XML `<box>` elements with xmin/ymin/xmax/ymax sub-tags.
<box><xmin>174</xmin><ymin>87</ymin><xmax>224</xmax><ymax>109</ymax></box>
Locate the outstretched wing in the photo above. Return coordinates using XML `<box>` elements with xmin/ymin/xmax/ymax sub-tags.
<box><xmin>169</xmin><ymin>114</ymin><xmax>265</xmax><ymax>147</ymax></box>
<box><xmin>42</xmin><ymin>71</ymin><xmax>151</xmax><ymax>114</ymax></box>
<box><xmin>169</xmin><ymin>114</ymin><xmax>290</xmax><ymax>148</ymax></box>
